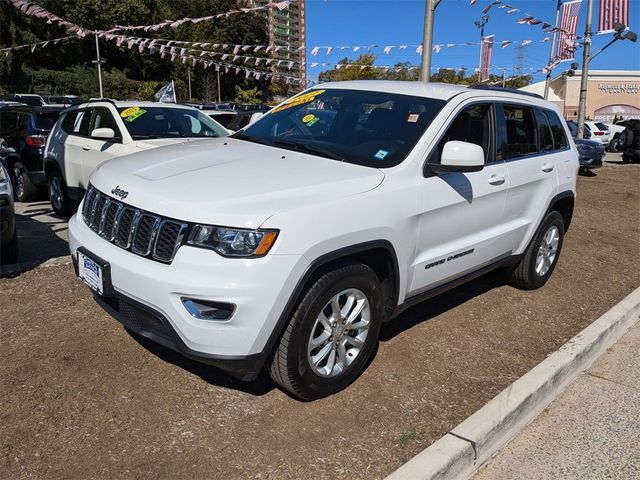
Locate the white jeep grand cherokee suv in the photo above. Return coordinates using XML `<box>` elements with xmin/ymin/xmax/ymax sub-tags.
<box><xmin>69</xmin><ymin>81</ymin><xmax>579</xmax><ymax>400</ymax></box>
<box><xmin>44</xmin><ymin>101</ymin><xmax>228</xmax><ymax>215</ymax></box>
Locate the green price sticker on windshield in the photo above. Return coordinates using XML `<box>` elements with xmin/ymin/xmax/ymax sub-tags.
<box><xmin>120</xmin><ymin>106</ymin><xmax>147</xmax><ymax>122</ymax></box>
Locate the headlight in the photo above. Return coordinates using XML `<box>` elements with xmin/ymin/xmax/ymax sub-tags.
<box><xmin>576</xmin><ymin>144</ymin><xmax>593</xmax><ymax>151</ymax></box>
<box><xmin>187</xmin><ymin>225</ymin><xmax>278</xmax><ymax>257</ymax></box>
<box><xmin>0</xmin><ymin>165</ymin><xmax>11</xmax><ymax>196</ymax></box>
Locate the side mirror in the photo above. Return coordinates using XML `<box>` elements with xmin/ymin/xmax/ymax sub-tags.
<box><xmin>91</xmin><ymin>127</ymin><xmax>116</xmax><ymax>140</ymax></box>
<box><xmin>429</xmin><ymin>141</ymin><xmax>484</xmax><ymax>174</ymax></box>
<box><xmin>249</xmin><ymin>112</ymin><xmax>264</xmax><ymax>124</ymax></box>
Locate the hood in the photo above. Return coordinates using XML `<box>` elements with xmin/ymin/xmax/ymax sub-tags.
<box><xmin>133</xmin><ymin>137</ymin><xmax>214</xmax><ymax>151</ymax></box>
<box><xmin>90</xmin><ymin>138</ymin><xmax>385</xmax><ymax>228</ymax></box>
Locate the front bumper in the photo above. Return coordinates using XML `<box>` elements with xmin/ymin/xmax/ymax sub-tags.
<box><xmin>0</xmin><ymin>194</ymin><xmax>16</xmax><ymax>245</ymax></box>
<box><xmin>578</xmin><ymin>151</ymin><xmax>605</xmax><ymax>169</ymax></box>
<box><xmin>68</xmin><ymin>213</ymin><xmax>309</xmax><ymax>380</ymax></box>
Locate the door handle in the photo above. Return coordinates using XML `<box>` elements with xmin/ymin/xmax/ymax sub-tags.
<box><xmin>82</xmin><ymin>145</ymin><xmax>91</xmax><ymax>151</ymax></box>
<box><xmin>488</xmin><ymin>174</ymin><xmax>505</xmax><ymax>186</ymax></box>
<box><xmin>541</xmin><ymin>163</ymin><xmax>554</xmax><ymax>173</ymax></box>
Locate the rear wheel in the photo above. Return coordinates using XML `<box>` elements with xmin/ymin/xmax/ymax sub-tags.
<box><xmin>268</xmin><ymin>263</ymin><xmax>383</xmax><ymax>400</ymax></box>
<box><xmin>48</xmin><ymin>169</ymin><xmax>75</xmax><ymax>216</ymax></box>
<box><xmin>508</xmin><ymin>211</ymin><xmax>565</xmax><ymax>290</ymax></box>
<box><xmin>10</xmin><ymin>162</ymin><xmax>36</xmax><ymax>202</ymax></box>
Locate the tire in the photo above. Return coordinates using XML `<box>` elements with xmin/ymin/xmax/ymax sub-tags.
<box><xmin>1</xmin><ymin>229</ymin><xmax>19</xmax><ymax>265</ymax></box>
<box><xmin>622</xmin><ymin>153</ymin><xmax>631</xmax><ymax>164</ymax></box>
<box><xmin>48</xmin><ymin>168</ymin><xmax>75</xmax><ymax>216</ymax></box>
<box><xmin>10</xmin><ymin>162</ymin><xmax>37</xmax><ymax>202</ymax></box>
<box><xmin>607</xmin><ymin>133</ymin><xmax>620</xmax><ymax>152</ymax></box>
<box><xmin>268</xmin><ymin>263</ymin><xmax>383</xmax><ymax>400</ymax></box>
<box><xmin>508</xmin><ymin>211</ymin><xmax>565</xmax><ymax>290</ymax></box>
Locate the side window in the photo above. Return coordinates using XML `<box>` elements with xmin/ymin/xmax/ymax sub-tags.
<box><xmin>535</xmin><ymin>108</ymin><xmax>554</xmax><ymax>152</ymax></box>
<box><xmin>61</xmin><ymin>111</ymin><xmax>79</xmax><ymax>134</ymax></box>
<box><xmin>0</xmin><ymin>110</ymin><xmax>20</xmax><ymax>134</ymax></box>
<box><xmin>91</xmin><ymin>107</ymin><xmax>119</xmax><ymax>137</ymax></box>
<box><xmin>502</xmin><ymin>105</ymin><xmax>537</xmax><ymax>159</ymax></box>
<box><xmin>436</xmin><ymin>103</ymin><xmax>493</xmax><ymax>163</ymax></box>
<box><xmin>544</xmin><ymin>110</ymin><xmax>569</xmax><ymax>150</ymax></box>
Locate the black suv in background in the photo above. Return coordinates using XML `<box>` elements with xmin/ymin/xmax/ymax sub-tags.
<box><xmin>0</xmin><ymin>104</ymin><xmax>63</xmax><ymax>201</ymax></box>
<box><xmin>618</xmin><ymin>119</ymin><xmax>640</xmax><ymax>164</ymax></box>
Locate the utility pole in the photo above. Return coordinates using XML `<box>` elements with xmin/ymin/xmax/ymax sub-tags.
<box><xmin>217</xmin><ymin>70</ymin><xmax>221</xmax><ymax>103</ymax></box>
<box><xmin>475</xmin><ymin>14</ymin><xmax>490</xmax><ymax>82</ymax></box>
<box><xmin>420</xmin><ymin>0</ymin><xmax>442</xmax><ymax>82</ymax></box>
<box><xmin>544</xmin><ymin>0</ymin><xmax>563</xmax><ymax>99</ymax></box>
<box><xmin>92</xmin><ymin>33</ymin><xmax>104</xmax><ymax>98</ymax></box>
<box><xmin>576</xmin><ymin>0</ymin><xmax>593</xmax><ymax>139</ymax></box>
<box><xmin>187</xmin><ymin>68</ymin><xmax>192</xmax><ymax>101</ymax></box>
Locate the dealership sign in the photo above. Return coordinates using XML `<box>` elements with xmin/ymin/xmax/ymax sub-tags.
<box><xmin>597</xmin><ymin>83</ymin><xmax>640</xmax><ymax>94</ymax></box>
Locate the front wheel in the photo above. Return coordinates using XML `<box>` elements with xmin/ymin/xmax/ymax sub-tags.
<box><xmin>268</xmin><ymin>263</ymin><xmax>383</xmax><ymax>400</ymax></box>
<box><xmin>508</xmin><ymin>211</ymin><xmax>565</xmax><ymax>290</ymax></box>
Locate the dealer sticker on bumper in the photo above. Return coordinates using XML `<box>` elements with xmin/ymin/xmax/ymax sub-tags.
<box><xmin>78</xmin><ymin>251</ymin><xmax>104</xmax><ymax>296</ymax></box>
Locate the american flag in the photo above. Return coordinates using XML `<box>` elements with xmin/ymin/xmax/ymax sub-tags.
<box><xmin>597</xmin><ymin>0</ymin><xmax>630</xmax><ymax>32</ymax></box>
<box><xmin>556</xmin><ymin>0</ymin><xmax>582</xmax><ymax>62</ymax></box>
<box><xmin>480</xmin><ymin>35</ymin><xmax>494</xmax><ymax>82</ymax></box>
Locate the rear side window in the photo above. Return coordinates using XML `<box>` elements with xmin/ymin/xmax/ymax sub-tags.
<box><xmin>544</xmin><ymin>110</ymin><xmax>569</xmax><ymax>150</ymax></box>
<box><xmin>62</xmin><ymin>109</ymin><xmax>92</xmax><ymax>136</ymax></box>
<box><xmin>595</xmin><ymin>122</ymin><xmax>608</xmax><ymax>130</ymax></box>
<box><xmin>502</xmin><ymin>105</ymin><xmax>537</xmax><ymax>159</ymax></box>
<box><xmin>0</xmin><ymin>110</ymin><xmax>21</xmax><ymax>134</ymax></box>
<box><xmin>535</xmin><ymin>108</ymin><xmax>554</xmax><ymax>152</ymax></box>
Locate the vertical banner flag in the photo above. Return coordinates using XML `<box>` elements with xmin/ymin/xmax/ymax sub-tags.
<box><xmin>480</xmin><ymin>35</ymin><xmax>494</xmax><ymax>82</ymax></box>
<box><xmin>556</xmin><ymin>0</ymin><xmax>582</xmax><ymax>62</ymax></box>
<box><xmin>155</xmin><ymin>80</ymin><xmax>176</xmax><ymax>102</ymax></box>
<box><xmin>597</xmin><ymin>0</ymin><xmax>630</xmax><ymax>32</ymax></box>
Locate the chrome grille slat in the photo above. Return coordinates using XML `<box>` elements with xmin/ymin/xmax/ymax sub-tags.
<box><xmin>81</xmin><ymin>186</ymin><xmax>188</xmax><ymax>263</ymax></box>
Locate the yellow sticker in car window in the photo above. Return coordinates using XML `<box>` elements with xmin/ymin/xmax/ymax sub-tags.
<box><xmin>273</xmin><ymin>90</ymin><xmax>326</xmax><ymax>113</ymax></box>
<box><xmin>120</xmin><ymin>107</ymin><xmax>147</xmax><ymax>122</ymax></box>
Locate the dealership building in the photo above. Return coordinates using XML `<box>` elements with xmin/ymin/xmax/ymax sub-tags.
<box><xmin>520</xmin><ymin>70</ymin><xmax>640</xmax><ymax>122</ymax></box>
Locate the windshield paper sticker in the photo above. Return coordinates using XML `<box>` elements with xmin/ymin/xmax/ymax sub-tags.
<box><xmin>120</xmin><ymin>107</ymin><xmax>147</xmax><ymax>122</ymax></box>
<box><xmin>273</xmin><ymin>90</ymin><xmax>326</xmax><ymax>113</ymax></box>
<box><xmin>374</xmin><ymin>149</ymin><xmax>389</xmax><ymax>160</ymax></box>
<box><xmin>302</xmin><ymin>114</ymin><xmax>319</xmax><ymax>127</ymax></box>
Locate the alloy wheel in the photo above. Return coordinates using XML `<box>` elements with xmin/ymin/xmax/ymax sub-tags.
<box><xmin>536</xmin><ymin>225</ymin><xmax>559</xmax><ymax>277</ymax></box>
<box><xmin>307</xmin><ymin>288</ymin><xmax>371</xmax><ymax>378</ymax></box>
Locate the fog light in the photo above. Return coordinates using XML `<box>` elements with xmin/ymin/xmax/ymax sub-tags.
<box><xmin>181</xmin><ymin>298</ymin><xmax>235</xmax><ymax>321</ymax></box>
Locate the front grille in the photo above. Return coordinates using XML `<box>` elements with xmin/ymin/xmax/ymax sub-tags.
<box><xmin>81</xmin><ymin>186</ymin><xmax>188</xmax><ymax>263</ymax></box>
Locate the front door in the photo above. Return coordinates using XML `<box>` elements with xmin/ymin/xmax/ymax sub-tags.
<box><xmin>409</xmin><ymin>102</ymin><xmax>512</xmax><ymax>295</ymax></box>
<box><xmin>80</xmin><ymin>107</ymin><xmax>122</xmax><ymax>186</ymax></box>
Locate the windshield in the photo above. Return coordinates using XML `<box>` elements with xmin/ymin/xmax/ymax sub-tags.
<box><xmin>237</xmin><ymin>88</ymin><xmax>445</xmax><ymax>167</ymax></box>
<box><xmin>116</xmin><ymin>106</ymin><xmax>228</xmax><ymax>140</ymax></box>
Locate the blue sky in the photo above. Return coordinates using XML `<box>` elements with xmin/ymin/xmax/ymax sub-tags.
<box><xmin>305</xmin><ymin>0</ymin><xmax>640</xmax><ymax>83</ymax></box>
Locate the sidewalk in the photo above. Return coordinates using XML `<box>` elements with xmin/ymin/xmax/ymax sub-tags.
<box><xmin>473</xmin><ymin>320</ymin><xmax>640</xmax><ymax>479</ymax></box>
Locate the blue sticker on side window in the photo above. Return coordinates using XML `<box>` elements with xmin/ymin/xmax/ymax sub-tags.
<box><xmin>374</xmin><ymin>149</ymin><xmax>389</xmax><ymax>160</ymax></box>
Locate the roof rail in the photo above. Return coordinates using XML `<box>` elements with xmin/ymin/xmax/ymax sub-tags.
<box><xmin>467</xmin><ymin>84</ymin><xmax>544</xmax><ymax>99</ymax></box>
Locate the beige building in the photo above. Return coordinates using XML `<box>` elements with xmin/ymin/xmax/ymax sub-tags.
<box><xmin>250</xmin><ymin>0</ymin><xmax>306</xmax><ymax>91</ymax></box>
<box><xmin>521</xmin><ymin>70</ymin><xmax>640</xmax><ymax>121</ymax></box>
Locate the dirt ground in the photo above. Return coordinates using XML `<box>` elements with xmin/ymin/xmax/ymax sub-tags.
<box><xmin>1</xmin><ymin>160</ymin><xmax>639</xmax><ymax>480</ymax></box>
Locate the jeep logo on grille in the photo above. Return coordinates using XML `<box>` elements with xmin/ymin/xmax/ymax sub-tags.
<box><xmin>111</xmin><ymin>186</ymin><xmax>129</xmax><ymax>200</ymax></box>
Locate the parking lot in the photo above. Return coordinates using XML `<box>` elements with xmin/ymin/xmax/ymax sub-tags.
<box><xmin>1</xmin><ymin>156</ymin><xmax>639</xmax><ymax>479</ymax></box>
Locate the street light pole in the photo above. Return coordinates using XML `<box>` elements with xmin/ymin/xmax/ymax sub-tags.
<box><xmin>544</xmin><ymin>0</ymin><xmax>562</xmax><ymax>99</ymax></box>
<box><xmin>576</xmin><ymin>0</ymin><xmax>593</xmax><ymax>139</ymax></box>
<box><xmin>187</xmin><ymin>68</ymin><xmax>192</xmax><ymax>101</ymax></box>
<box><xmin>420</xmin><ymin>0</ymin><xmax>442</xmax><ymax>82</ymax></box>
<box><xmin>475</xmin><ymin>14</ymin><xmax>490</xmax><ymax>82</ymax></box>
<box><xmin>94</xmin><ymin>33</ymin><xmax>103</xmax><ymax>98</ymax></box>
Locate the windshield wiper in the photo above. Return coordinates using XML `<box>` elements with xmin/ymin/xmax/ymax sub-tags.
<box><xmin>231</xmin><ymin>132</ymin><xmax>272</xmax><ymax>146</ymax></box>
<box><xmin>131</xmin><ymin>135</ymin><xmax>159</xmax><ymax>140</ymax></box>
<box><xmin>272</xmin><ymin>139</ymin><xmax>344</xmax><ymax>162</ymax></box>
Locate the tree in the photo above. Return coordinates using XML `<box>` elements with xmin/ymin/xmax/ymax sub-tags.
<box><xmin>318</xmin><ymin>54</ymin><xmax>379</xmax><ymax>83</ymax></box>
<box><xmin>234</xmin><ymin>85</ymin><xmax>262</xmax><ymax>104</ymax></box>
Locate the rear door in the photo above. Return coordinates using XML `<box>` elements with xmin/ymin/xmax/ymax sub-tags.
<box><xmin>61</xmin><ymin>108</ymin><xmax>93</xmax><ymax>188</ymax></box>
<box><xmin>500</xmin><ymin>103</ymin><xmax>559</xmax><ymax>254</ymax></box>
<box><xmin>79</xmin><ymin>107</ymin><xmax>123</xmax><ymax>185</ymax></box>
<box><xmin>409</xmin><ymin>101</ymin><xmax>512</xmax><ymax>294</ymax></box>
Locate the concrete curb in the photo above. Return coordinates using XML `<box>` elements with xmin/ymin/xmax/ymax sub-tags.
<box><xmin>386</xmin><ymin>286</ymin><xmax>640</xmax><ymax>480</ymax></box>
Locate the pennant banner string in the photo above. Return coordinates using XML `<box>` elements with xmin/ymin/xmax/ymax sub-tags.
<box><xmin>9</xmin><ymin>0</ymin><xmax>93</xmax><ymax>37</ymax></box>
<box><xmin>1</xmin><ymin>35</ymin><xmax>75</xmax><ymax>55</ymax></box>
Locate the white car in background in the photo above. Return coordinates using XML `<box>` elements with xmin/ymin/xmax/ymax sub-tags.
<box><xmin>584</xmin><ymin>121</ymin><xmax>610</xmax><ymax>146</ymax></box>
<box><xmin>44</xmin><ymin>101</ymin><xmax>228</xmax><ymax>215</ymax></box>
